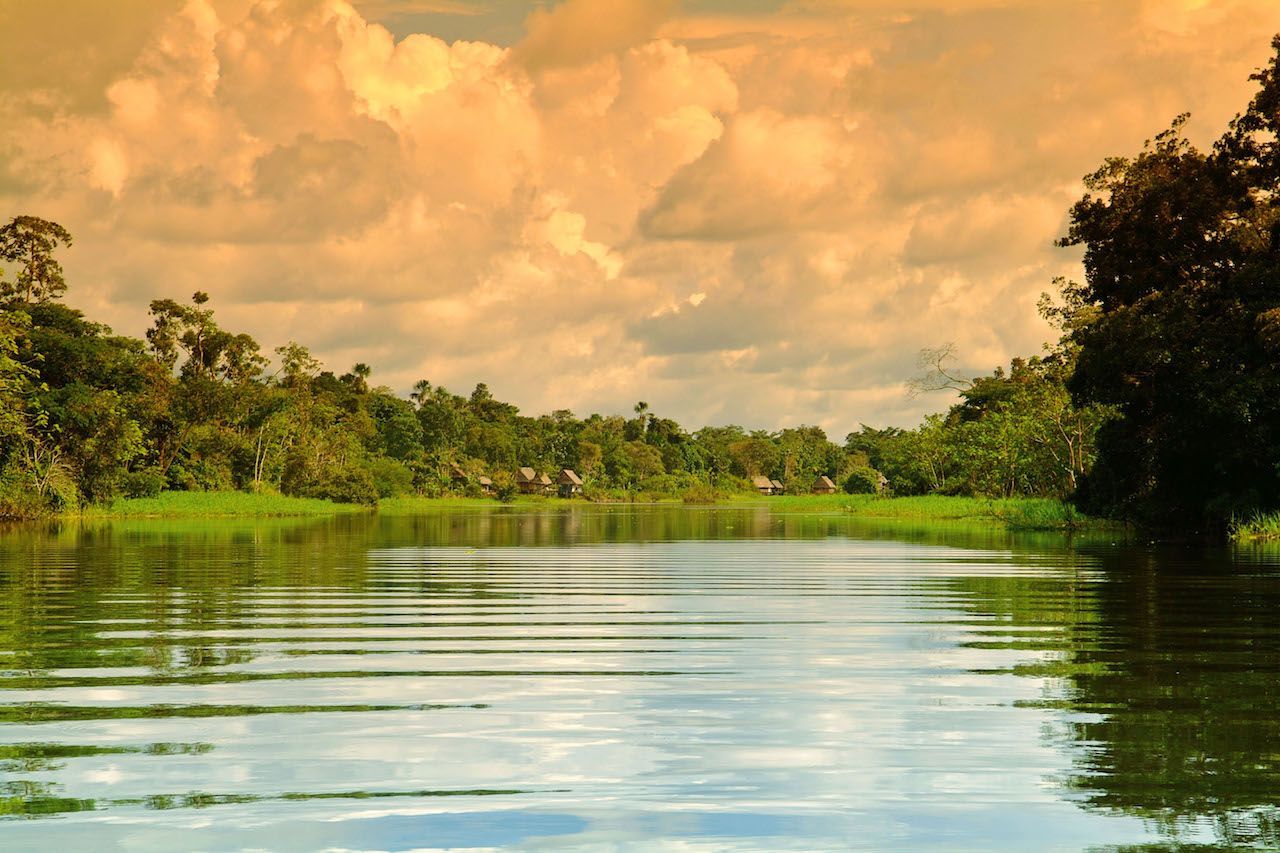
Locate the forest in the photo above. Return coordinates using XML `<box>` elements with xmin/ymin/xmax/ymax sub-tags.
<box><xmin>3</xmin><ymin>37</ymin><xmax>1280</xmax><ymax>531</ymax></box>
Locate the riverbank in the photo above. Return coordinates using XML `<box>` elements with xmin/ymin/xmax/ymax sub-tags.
<box><xmin>757</xmin><ymin>494</ymin><xmax>1101</xmax><ymax>530</ymax></box>
<box><xmin>69</xmin><ymin>491</ymin><xmax>1109</xmax><ymax>532</ymax></box>
<box><xmin>80</xmin><ymin>491</ymin><xmax>372</xmax><ymax>519</ymax></box>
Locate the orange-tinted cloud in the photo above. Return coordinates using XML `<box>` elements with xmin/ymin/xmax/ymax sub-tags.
<box><xmin>2</xmin><ymin>0</ymin><xmax>1279</xmax><ymax>433</ymax></box>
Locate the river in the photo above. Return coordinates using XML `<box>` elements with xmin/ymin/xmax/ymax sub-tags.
<box><xmin>1</xmin><ymin>506</ymin><xmax>1277</xmax><ymax>850</ymax></box>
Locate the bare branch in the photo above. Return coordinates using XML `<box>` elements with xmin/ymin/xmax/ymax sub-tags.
<box><xmin>906</xmin><ymin>343</ymin><xmax>971</xmax><ymax>399</ymax></box>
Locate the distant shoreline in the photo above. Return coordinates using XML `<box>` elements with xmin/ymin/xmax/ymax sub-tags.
<box><xmin>24</xmin><ymin>491</ymin><xmax>1114</xmax><ymax>533</ymax></box>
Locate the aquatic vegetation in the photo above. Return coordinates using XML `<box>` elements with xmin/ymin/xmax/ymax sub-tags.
<box><xmin>1231</xmin><ymin>511</ymin><xmax>1280</xmax><ymax>542</ymax></box>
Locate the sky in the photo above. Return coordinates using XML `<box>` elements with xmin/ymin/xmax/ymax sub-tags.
<box><xmin>2</xmin><ymin>0</ymin><xmax>1278</xmax><ymax>434</ymax></box>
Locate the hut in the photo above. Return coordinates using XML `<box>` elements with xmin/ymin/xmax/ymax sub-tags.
<box><xmin>516</xmin><ymin>467</ymin><xmax>540</xmax><ymax>494</ymax></box>
<box><xmin>813</xmin><ymin>475</ymin><xmax>837</xmax><ymax>495</ymax></box>
<box><xmin>537</xmin><ymin>472</ymin><xmax>554</xmax><ymax>494</ymax></box>
<box><xmin>449</xmin><ymin>465</ymin><xmax>469</xmax><ymax>488</ymax></box>
<box><xmin>478</xmin><ymin>475</ymin><xmax>494</xmax><ymax>495</ymax></box>
<box><xmin>751</xmin><ymin>475</ymin><xmax>775</xmax><ymax>496</ymax></box>
<box><xmin>770</xmin><ymin>479</ymin><xmax>785</xmax><ymax>495</ymax></box>
<box><xmin>557</xmin><ymin>468</ymin><xmax>583</xmax><ymax>497</ymax></box>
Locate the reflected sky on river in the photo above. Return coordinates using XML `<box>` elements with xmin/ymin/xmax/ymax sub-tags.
<box><xmin>1</xmin><ymin>506</ymin><xmax>1278</xmax><ymax>851</ymax></box>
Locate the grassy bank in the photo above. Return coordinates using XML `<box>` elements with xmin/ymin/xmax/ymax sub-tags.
<box><xmin>74</xmin><ymin>490</ymin><xmax>1104</xmax><ymax>532</ymax></box>
<box><xmin>1231</xmin><ymin>511</ymin><xmax>1280</xmax><ymax>542</ymax></box>
<box><xmin>382</xmin><ymin>492</ymin><xmax>1102</xmax><ymax>531</ymax></box>
<box><xmin>739</xmin><ymin>494</ymin><xmax>1102</xmax><ymax>531</ymax></box>
<box><xmin>83</xmin><ymin>491</ymin><xmax>369</xmax><ymax>519</ymax></box>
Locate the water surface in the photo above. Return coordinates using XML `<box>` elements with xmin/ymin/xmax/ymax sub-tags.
<box><xmin>1</xmin><ymin>507</ymin><xmax>1278</xmax><ymax>850</ymax></box>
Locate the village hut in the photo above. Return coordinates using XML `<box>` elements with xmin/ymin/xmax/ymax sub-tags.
<box><xmin>813</xmin><ymin>475</ymin><xmax>837</xmax><ymax>495</ymax></box>
<box><xmin>449</xmin><ymin>465</ymin><xmax>469</xmax><ymax>487</ymax></box>
<box><xmin>477</xmin><ymin>475</ymin><xmax>494</xmax><ymax>495</ymax></box>
<box><xmin>770</xmin><ymin>479</ymin><xmax>785</xmax><ymax>495</ymax></box>
<box><xmin>557</xmin><ymin>468</ymin><xmax>583</xmax><ymax>497</ymax></box>
<box><xmin>516</xmin><ymin>466</ymin><xmax>540</xmax><ymax>494</ymax></box>
<box><xmin>537</xmin><ymin>472</ymin><xmax>554</xmax><ymax>494</ymax></box>
<box><xmin>751</xmin><ymin>475</ymin><xmax>775</xmax><ymax>496</ymax></box>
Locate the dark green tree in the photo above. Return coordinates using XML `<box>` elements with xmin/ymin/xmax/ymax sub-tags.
<box><xmin>1063</xmin><ymin>42</ymin><xmax>1280</xmax><ymax>526</ymax></box>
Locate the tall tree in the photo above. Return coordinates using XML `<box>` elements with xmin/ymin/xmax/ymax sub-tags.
<box><xmin>1062</xmin><ymin>43</ymin><xmax>1280</xmax><ymax>525</ymax></box>
<box><xmin>0</xmin><ymin>216</ymin><xmax>72</xmax><ymax>305</ymax></box>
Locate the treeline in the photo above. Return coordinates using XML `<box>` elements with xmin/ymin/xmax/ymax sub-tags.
<box><xmin>0</xmin><ymin>215</ymin><xmax>1103</xmax><ymax>517</ymax></box>
<box><xmin>5</xmin><ymin>38</ymin><xmax>1280</xmax><ymax>526</ymax></box>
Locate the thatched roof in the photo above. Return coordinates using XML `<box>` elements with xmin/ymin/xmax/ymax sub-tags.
<box><xmin>537</xmin><ymin>473</ymin><xmax>553</xmax><ymax>486</ymax></box>
<box><xmin>770</xmin><ymin>479</ymin><xmax>784</xmax><ymax>490</ymax></box>
<box><xmin>516</xmin><ymin>466</ymin><xmax>537</xmax><ymax>483</ymax></box>
<box><xmin>450</xmin><ymin>465</ymin><xmax>468</xmax><ymax>481</ymax></box>
<box><xmin>478</xmin><ymin>476</ymin><xmax>493</xmax><ymax>486</ymax></box>
<box><xmin>814</xmin><ymin>475</ymin><xmax>836</xmax><ymax>490</ymax></box>
<box><xmin>751</xmin><ymin>475</ymin><xmax>773</xmax><ymax>490</ymax></box>
<box><xmin>558</xmin><ymin>469</ymin><xmax>583</xmax><ymax>486</ymax></box>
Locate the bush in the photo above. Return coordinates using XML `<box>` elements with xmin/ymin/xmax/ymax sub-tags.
<box><xmin>0</xmin><ymin>460</ymin><xmax>46</xmax><ymax>519</ymax></box>
<box><xmin>281</xmin><ymin>448</ymin><xmax>380</xmax><ymax>506</ymax></box>
<box><xmin>843</xmin><ymin>466</ymin><xmax>881</xmax><ymax>494</ymax></box>
<box><xmin>311</xmin><ymin>465</ymin><xmax>379</xmax><ymax>505</ymax></box>
<box><xmin>122</xmin><ymin>466</ymin><xmax>167</xmax><ymax>499</ymax></box>
<box><xmin>368</xmin><ymin>456</ymin><xmax>414</xmax><ymax>498</ymax></box>
<box><xmin>682</xmin><ymin>482</ymin><xmax>735</xmax><ymax>504</ymax></box>
<box><xmin>490</xmin><ymin>470</ymin><xmax>517</xmax><ymax>503</ymax></box>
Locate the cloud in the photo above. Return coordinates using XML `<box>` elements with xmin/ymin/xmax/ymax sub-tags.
<box><xmin>2</xmin><ymin>0</ymin><xmax>1279</xmax><ymax>434</ymax></box>
<box><xmin>640</xmin><ymin>109</ymin><xmax>867</xmax><ymax>240</ymax></box>
<box><xmin>510</xmin><ymin>0</ymin><xmax>679</xmax><ymax>71</ymax></box>
<box><xmin>354</xmin><ymin>0</ymin><xmax>485</xmax><ymax>17</ymax></box>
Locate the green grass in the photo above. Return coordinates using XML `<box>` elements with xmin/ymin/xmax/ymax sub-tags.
<box><xmin>1231</xmin><ymin>511</ymin><xmax>1280</xmax><ymax>542</ymax></box>
<box><xmin>84</xmin><ymin>491</ymin><xmax>369</xmax><ymax>519</ymax></box>
<box><xmin>382</xmin><ymin>492</ymin><xmax>1105</xmax><ymax>532</ymax></box>
<box><xmin>376</xmin><ymin>495</ymin><xmax>568</xmax><ymax>514</ymax></box>
<box><xmin>741</xmin><ymin>494</ymin><xmax>1104</xmax><ymax>531</ymax></box>
<box><xmin>75</xmin><ymin>489</ymin><xmax>1105</xmax><ymax>532</ymax></box>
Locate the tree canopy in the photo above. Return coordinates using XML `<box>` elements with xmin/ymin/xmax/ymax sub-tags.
<box><xmin>1062</xmin><ymin>37</ymin><xmax>1280</xmax><ymax>527</ymax></box>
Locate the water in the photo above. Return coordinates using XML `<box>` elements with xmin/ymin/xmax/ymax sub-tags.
<box><xmin>1</xmin><ymin>506</ymin><xmax>1278</xmax><ymax>851</ymax></box>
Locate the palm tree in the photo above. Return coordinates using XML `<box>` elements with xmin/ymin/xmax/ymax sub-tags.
<box><xmin>348</xmin><ymin>362</ymin><xmax>371</xmax><ymax>393</ymax></box>
<box><xmin>410</xmin><ymin>379</ymin><xmax>431</xmax><ymax>408</ymax></box>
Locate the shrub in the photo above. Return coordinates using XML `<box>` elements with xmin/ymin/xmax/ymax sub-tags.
<box><xmin>843</xmin><ymin>466</ymin><xmax>881</xmax><ymax>494</ymax></box>
<box><xmin>490</xmin><ymin>470</ymin><xmax>517</xmax><ymax>503</ymax></box>
<box><xmin>311</xmin><ymin>465</ymin><xmax>379</xmax><ymax>506</ymax></box>
<box><xmin>122</xmin><ymin>466</ymin><xmax>167</xmax><ymax>499</ymax></box>
<box><xmin>682</xmin><ymin>482</ymin><xmax>732</xmax><ymax>504</ymax></box>
<box><xmin>368</xmin><ymin>456</ymin><xmax>414</xmax><ymax>498</ymax></box>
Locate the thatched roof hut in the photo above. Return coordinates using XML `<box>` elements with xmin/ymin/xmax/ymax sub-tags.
<box><xmin>557</xmin><ymin>468</ymin><xmax>583</xmax><ymax>497</ymax></box>
<box><xmin>751</xmin><ymin>475</ymin><xmax>775</xmax><ymax>495</ymax></box>
<box><xmin>516</xmin><ymin>467</ymin><xmax>541</xmax><ymax>494</ymax></box>
<box><xmin>813</xmin><ymin>475</ymin><xmax>837</xmax><ymax>494</ymax></box>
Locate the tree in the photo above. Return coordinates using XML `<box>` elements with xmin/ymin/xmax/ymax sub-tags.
<box><xmin>0</xmin><ymin>216</ymin><xmax>72</xmax><ymax>305</ymax></box>
<box><xmin>146</xmin><ymin>292</ymin><xmax>266</xmax><ymax>477</ymax></box>
<box><xmin>728</xmin><ymin>436</ymin><xmax>780</xmax><ymax>478</ymax></box>
<box><xmin>1061</xmin><ymin>43</ymin><xmax>1280</xmax><ymax>525</ymax></box>
<box><xmin>274</xmin><ymin>342</ymin><xmax>321</xmax><ymax>388</ymax></box>
<box><xmin>577</xmin><ymin>440</ymin><xmax>603</xmax><ymax>479</ymax></box>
